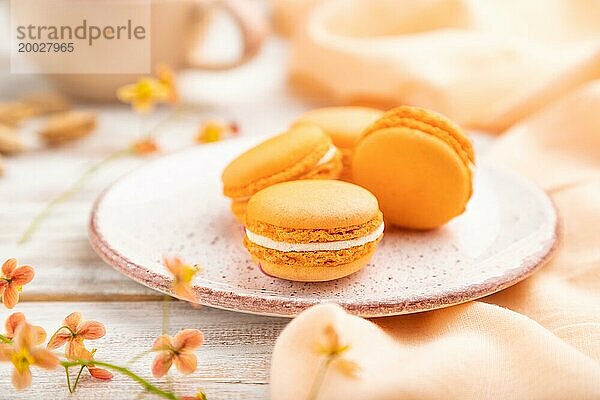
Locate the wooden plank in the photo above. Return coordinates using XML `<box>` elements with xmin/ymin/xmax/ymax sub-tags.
<box><xmin>0</xmin><ymin>301</ymin><xmax>288</xmax><ymax>399</ymax></box>
<box><xmin>0</xmin><ymin>99</ymin><xmax>311</xmax><ymax>301</ymax></box>
<box><xmin>1</xmin><ymin>108</ymin><xmax>184</xmax><ymax>300</ymax></box>
<box><xmin>2</xmin><ymin>231</ymin><xmax>159</xmax><ymax>302</ymax></box>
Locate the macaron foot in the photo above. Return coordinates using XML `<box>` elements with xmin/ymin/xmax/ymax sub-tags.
<box><xmin>257</xmin><ymin>251</ymin><xmax>376</xmax><ymax>282</ymax></box>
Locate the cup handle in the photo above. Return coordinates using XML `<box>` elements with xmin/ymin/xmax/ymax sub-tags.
<box><xmin>186</xmin><ymin>0</ymin><xmax>268</xmax><ymax>70</ymax></box>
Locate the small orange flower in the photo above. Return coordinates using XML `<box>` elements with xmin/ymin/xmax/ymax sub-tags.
<box><xmin>4</xmin><ymin>312</ymin><xmax>25</xmax><ymax>340</ymax></box>
<box><xmin>0</xmin><ymin>258</ymin><xmax>35</xmax><ymax>309</ymax></box>
<box><xmin>117</xmin><ymin>77</ymin><xmax>170</xmax><ymax>113</ymax></box>
<box><xmin>196</xmin><ymin>120</ymin><xmax>239</xmax><ymax>144</ymax></box>
<box><xmin>156</xmin><ymin>64</ymin><xmax>179</xmax><ymax>105</ymax></box>
<box><xmin>4</xmin><ymin>313</ymin><xmax>45</xmax><ymax>344</ymax></box>
<box><xmin>0</xmin><ymin>323</ymin><xmax>58</xmax><ymax>390</ymax></box>
<box><xmin>196</xmin><ymin>121</ymin><xmax>224</xmax><ymax>143</ymax></box>
<box><xmin>46</xmin><ymin>312</ymin><xmax>106</xmax><ymax>360</ymax></box>
<box><xmin>181</xmin><ymin>391</ymin><xmax>208</xmax><ymax>400</ymax></box>
<box><xmin>78</xmin><ymin>347</ymin><xmax>113</xmax><ymax>381</ymax></box>
<box><xmin>151</xmin><ymin>328</ymin><xmax>204</xmax><ymax>378</ymax></box>
<box><xmin>163</xmin><ymin>256</ymin><xmax>200</xmax><ymax>301</ymax></box>
<box><xmin>130</xmin><ymin>137</ymin><xmax>160</xmax><ymax>156</ymax></box>
<box><xmin>313</xmin><ymin>324</ymin><xmax>360</xmax><ymax>378</ymax></box>
<box><xmin>314</xmin><ymin>324</ymin><xmax>348</xmax><ymax>357</ymax></box>
<box><xmin>229</xmin><ymin>122</ymin><xmax>240</xmax><ymax>136</ymax></box>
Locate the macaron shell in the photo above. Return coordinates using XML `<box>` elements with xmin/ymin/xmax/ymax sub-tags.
<box><xmin>246</xmin><ymin>180</ymin><xmax>380</xmax><ymax>230</ymax></box>
<box><xmin>353</xmin><ymin>127</ymin><xmax>472</xmax><ymax>229</ymax></box>
<box><xmin>230</xmin><ymin>200</ymin><xmax>247</xmax><ymax>224</ymax></box>
<box><xmin>294</xmin><ymin>107</ymin><xmax>383</xmax><ymax>181</ymax></box>
<box><xmin>227</xmin><ymin>149</ymin><xmax>343</xmax><ymax>224</ymax></box>
<box><xmin>222</xmin><ymin>125</ymin><xmax>333</xmax><ymax>198</ymax></box>
<box><xmin>293</xmin><ymin>106</ymin><xmax>384</xmax><ymax>149</ymax></box>
<box><xmin>248</xmin><ymin>212</ymin><xmax>382</xmax><ymax>244</ymax></box>
<box><xmin>363</xmin><ymin>106</ymin><xmax>475</xmax><ymax>164</ymax></box>
<box><xmin>299</xmin><ymin>148</ymin><xmax>343</xmax><ymax>180</ymax></box>
<box><xmin>337</xmin><ymin>148</ymin><xmax>354</xmax><ymax>181</ymax></box>
<box><xmin>244</xmin><ymin>235</ymin><xmax>380</xmax><ymax>266</ymax></box>
<box><xmin>256</xmin><ymin>249</ymin><xmax>377</xmax><ymax>282</ymax></box>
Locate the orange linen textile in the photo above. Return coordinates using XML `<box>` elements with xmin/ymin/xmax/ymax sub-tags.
<box><xmin>270</xmin><ymin>78</ymin><xmax>600</xmax><ymax>399</ymax></box>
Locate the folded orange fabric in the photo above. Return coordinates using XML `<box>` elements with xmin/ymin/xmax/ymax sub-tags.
<box><xmin>270</xmin><ymin>81</ymin><xmax>600</xmax><ymax>398</ymax></box>
<box><xmin>283</xmin><ymin>0</ymin><xmax>600</xmax><ymax>132</ymax></box>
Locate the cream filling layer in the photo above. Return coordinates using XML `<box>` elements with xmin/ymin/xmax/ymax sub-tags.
<box><xmin>232</xmin><ymin>145</ymin><xmax>338</xmax><ymax>203</ymax></box>
<box><xmin>246</xmin><ymin>222</ymin><xmax>384</xmax><ymax>252</ymax></box>
<box><xmin>315</xmin><ymin>144</ymin><xmax>337</xmax><ymax>167</ymax></box>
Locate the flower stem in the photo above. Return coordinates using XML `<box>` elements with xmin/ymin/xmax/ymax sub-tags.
<box><xmin>64</xmin><ymin>365</ymin><xmax>73</xmax><ymax>393</ymax></box>
<box><xmin>60</xmin><ymin>359</ymin><xmax>179</xmax><ymax>400</ymax></box>
<box><xmin>17</xmin><ymin>149</ymin><xmax>131</xmax><ymax>245</ymax></box>
<box><xmin>71</xmin><ymin>364</ymin><xmax>86</xmax><ymax>393</ymax></box>
<box><xmin>16</xmin><ymin>105</ymin><xmax>188</xmax><ymax>245</ymax></box>
<box><xmin>0</xmin><ymin>334</ymin><xmax>11</xmax><ymax>344</ymax></box>
<box><xmin>140</xmin><ymin>113</ymin><xmax>147</xmax><ymax>138</ymax></box>
<box><xmin>140</xmin><ymin>105</ymin><xmax>185</xmax><ymax>139</ymax></box>
<box><xmin>307</xmin><ymin>357</ymin><xmax>333</xmax><ymax>400</ymax></box>
<box><xmin>47</xmin><ymin>325</ymin><xmax>75</xmax><ymax>349</ymax></box>
<box><xmin>151</xmin><ymin>105</ymin><xmax>186</xmax><ymax>134</ymax></box>
<box><xmin>127</xmin><ymin>349</ymin><xmax>152</xmax><ymax>367</ymax></box>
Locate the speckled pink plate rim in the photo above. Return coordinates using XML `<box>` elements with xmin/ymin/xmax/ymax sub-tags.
<box><xmin>89</xmin><ymin>222</ymin><xmax>559</xmax><ymax>318</ymax></box>
<box><xmin>88</xmin><ymin>157</ymin><xmax>559</xmax><ymax>318</ymax></box>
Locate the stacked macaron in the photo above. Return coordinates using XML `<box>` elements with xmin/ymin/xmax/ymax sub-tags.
<box><xmin>222</xmin><ymin>124</ymin><xmax>343</xmax><ymax>223</ymax></box>
<box><xmin>292</xmin><ymin>106</ymin><xmax>383</xmax><ymax>181</ymax></box>
<box><xmin>222</xmin><ymin>105</ymin><xmax>474</xmax><ymax>282</ymax></box>
<box><xmin>243</xmin><ymin>180</ymin><xmax>384</xmax><ymax>282</ymax></box>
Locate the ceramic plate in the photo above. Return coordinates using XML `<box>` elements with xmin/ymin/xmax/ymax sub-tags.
<box><xmin>89</xmin><ymin>136</ymin><xmax>558</xmax><ymax>317</ymax></box>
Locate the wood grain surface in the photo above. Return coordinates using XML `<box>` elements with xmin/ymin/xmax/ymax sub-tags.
<box><xmin>0</xmin><ymin>40</ymin><xmax>312</xmax><ymax>397</ymax></box>
<box><xmin>0</xmin><ymin>128</ymin><xmax>286</xmax><ymax>398</ymax></box>
<box><xmin>0</xmin><ymin>99</ymin><xmax>306</xmax><ymax>398</ymax></box>
<box><xmin>0</xmin><ymin>302</ymin><xmax>286</xmax><ymax>399</ymax></box>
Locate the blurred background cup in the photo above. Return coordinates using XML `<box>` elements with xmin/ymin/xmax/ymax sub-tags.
<box><xmin>17</xmin><ymin>0</ymin><xmax>267</xmax><ymax>102</ymax></box>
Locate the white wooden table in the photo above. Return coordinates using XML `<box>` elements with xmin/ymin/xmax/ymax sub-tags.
<box><xmin>0</xmin><ymin>36</ymin><xmax>320</xmax><ymax>399</ymax></box>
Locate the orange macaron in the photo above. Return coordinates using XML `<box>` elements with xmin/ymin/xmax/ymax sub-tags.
<box><xmin>292</xmin><ymin>106</ymin><xmax>383</xmax><ymax>181</ymax></box>
<box><xmin>352</xmin><ymin>106</ymin><xmax>475</xmax><ymax>229</ymax></box>
<box><xmin>222</xmin><ymin>124</ymin><xmax>343</xmax><ymax>223</ymax></box>
<box><xmin>243</xmin><ymin>180</ymin><xmax>384</xmax><ymax>282</ymax></box>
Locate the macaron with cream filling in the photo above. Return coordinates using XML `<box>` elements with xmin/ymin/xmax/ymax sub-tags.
<box><xmin>293</xmin><ymin>106</ymin><xmax>383</xmax><ymax>181</ymax></box>
<box><xmin>243</xmin><ymin>180</ymin><xmax>384</xmax><ymax>282</ymax></box>
<box><xmin>222</xmin><ymin>124</ymin><xmax>343</xmax><ymax>223</ymax></box>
